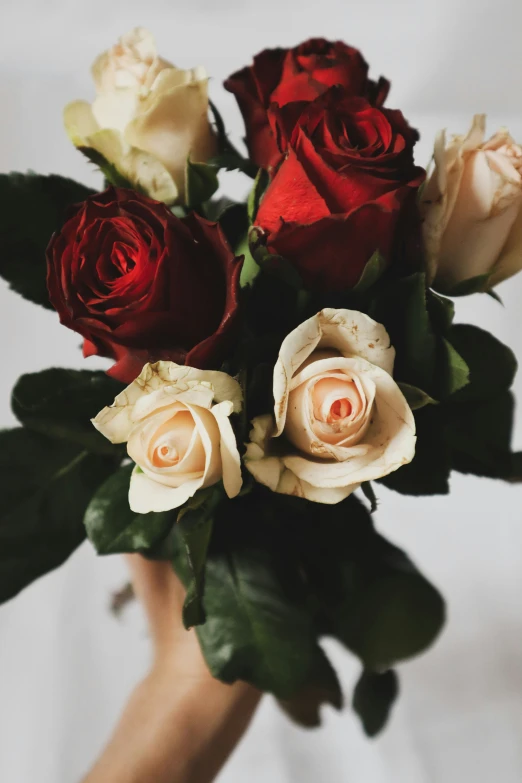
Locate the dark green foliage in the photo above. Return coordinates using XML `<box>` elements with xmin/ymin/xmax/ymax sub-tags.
<box><xmin>84</xmin><ymin>464</ymin><xmax>175</xmax><ymax>555</ymax></box>
<box><xmin>0</xmin><ymin>172</ymin><xmax>94</xmax><ymax>308</ymax></box>
<box><xmin>12</xmin><ymin>368</ymin><xmax>124</xmax><ymax>455</ymax></box>
<box><xmin>0</xmin><ymin>428</ymin><xmax>115</xmax><ymax>603</ymax></box>
<box><xmin>353</xmin><ymin>669</ymin><xmax>399</xmax><ymax>737</ymax></box>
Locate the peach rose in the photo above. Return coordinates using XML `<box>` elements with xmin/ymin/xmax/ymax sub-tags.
<box><xmin>245</xmin><ymin>309</ymin><xmax>416</xmax><ymax>504</ymax></box>
<box><xmin>64</xmin><ymin>27</ymin><xmax>217</xmax><ymax>204</ymax></box>
<box><xmin>92</xmin><ymin>362</ymin><xmax>242</xmax><ymax>513</ymax></box>
<box><xmin>421</xmin><ymin>115</ymin><xmax>522</xmax><ymax>289</ymax></box>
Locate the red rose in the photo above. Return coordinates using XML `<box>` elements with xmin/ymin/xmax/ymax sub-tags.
<box><xmin>47</xmin><ymin>188</ymin><xmax>242</xmax><ymax>384</ymax></box>
<box><xmin>225</xmin><ymin>38</ymin><xmax>389</xmax><ymax>171</ymax></box>
<box><xmin>255</xmin><ymin>88</ymin><xmax>425</xmax><ymax>291</ymax></box>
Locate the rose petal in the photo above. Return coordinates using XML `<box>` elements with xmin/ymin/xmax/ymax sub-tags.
<box><xmin>129</xmin><ymin>465</ymin><xmax>205</xmax><ymax>513</ymax></box>
<box><xmin>92</xmin><ymin>361</ymin><xmax>242</xmax><ymax>444</ymax></box>
<box><xmin>244</xmin><ymin>414</ymin><xmax>358</xmax><ymax>504</ymax></box>
<box><xmin>125</xmin><ymin>72</ymin><xmax>217</xmax><ymax>203</ymax></box>
<box><xmin>211</xmin><ymin>401</ymin><xmax>243</xmax><ymax>499</ymax></box>
<box><xmin>92</xmin><ymin>90</ymin><xmax>139</xmax><ymax>134</ymax></box>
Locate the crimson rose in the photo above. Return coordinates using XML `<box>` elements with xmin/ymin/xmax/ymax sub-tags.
<box><xmin>225</xmin><ymin>38</ymin><xmax>389</xmax><ymax>171</ymax></box>
<box><xmin>47</xmin><ymin>188</ymin><xmax>242</xmax><ymax>384</ymax></box>
<box><xmin>255</xmin><ymin>88</ymin><xmax>425</xmax><ymax>291</ymax></box>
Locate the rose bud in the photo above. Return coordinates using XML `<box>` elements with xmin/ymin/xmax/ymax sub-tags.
<box><xmin>93</xmin><ymin>362</ymin><xmax>242</xmax><ymax>513</ymax></box>
<box><xmin>245</xmin><ymin>309</ymin><xmax>416</xmax><ymax>504</ymax></box>
<box><xmin>225</xmin><ymin>38</ymin><xmax>389</xmax><ymax>171</ymax></box>
<box><xmin>255</xmin><ymin>88</ymin><xmax>425</xmax><ymax>291</ymax></box>
<box><xmin>421</xmin><ymin>115</ymin><xmax>522</xmax><ymax>289</ymax></box>
<box><xmin>46</xmin><ymin>188</ymin><xmax>242</xmax><ymax>384</ymax></box>
<box><xmin>64</xmin><ymin>27</ymin><xmax>217</xmax><ymax>204</ymax></box>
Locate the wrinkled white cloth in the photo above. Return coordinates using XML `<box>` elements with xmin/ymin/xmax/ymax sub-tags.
<box><xmin>0</xmin><ymin>1</ymin><xmax>522</xmax><ymax>781</ymax></box>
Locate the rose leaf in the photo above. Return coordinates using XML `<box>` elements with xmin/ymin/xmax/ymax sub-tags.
<box><xmin>177</xmin><ymin>485</ymin><xmax>223</xmax><ymax>629</ymax></box>
<box><xmin>447</xmin><ymin>391</ymin><xmax>515</xmax><ymax>480</ymax></box>
<box><xmin>277</xmin><ymin>647</ymin><xmax>343</xmax><ymax>728</ymax></box>
<box><xmin>397</xmin><ymin>382</ymin><xmax>438</xmax><ymax>411</ymax></box>
<box><xmin>0</xmin><ymin>428</ymin><xmax>115</xmax><ymax>604</ymax></box>
<box><xmin>352</xmin><ymin>250</ymin><xmax>387</xmax><ymax>294</ymax></box>
<box><xmin>446</xmin><ymin>324</ymin><xmax>517</xmax><ymax>402</ymax></box>
<box><xmin>185</xmin><ymin>158</ymin><xmax>220</xmax><ymax>210</ymax></box>
<box><xmin>84</xmin><ymin>463</ymin><xmax>175</xmax><ymax>555</ymax></box>
<box><xmin>379</xmin><ymin>406</ymin><xmax>451</xmax><ymax>496</ymax></box>
<box><xmin>12</xmin><ymin>367</ymin><xmax>124</xmax><ymax>456</ymax></box>
<box><xmin>0</xmin><ymin>172</ymin><xmax>94</xmax><ymax>309</ymax></box>
<box><xmin>352</xmin><ymin>669</ymin><xmax>399</xmax><ymax>737</ymax></box>
<box><xmin>171</xmin><ymin>493</ymin><xmax>327</xmax><ymax>699</ymax></box>
<box><xmin>247</xmin><ymin>168</ymin><xmax>270</xmax><ymax>223</ymax></box>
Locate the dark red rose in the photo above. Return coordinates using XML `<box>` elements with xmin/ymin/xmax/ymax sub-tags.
<box><xmin>47</xmin><ymin>188</ymin><xmax>243</xmax><ymax>384</ymax></box>
<box><xmin>255</xmin><ymin>88</ymin><xmax>425</xmax><ymax>292</ymax></box>
<box><xmin>224</xmin><ymin>38</ymin><xmax>389</xmax><ymax>171</ymax></box>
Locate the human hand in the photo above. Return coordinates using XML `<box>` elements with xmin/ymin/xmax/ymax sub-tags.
<box><xmin>82</xmin><ymin>556</ymin><xmax>261</xmax><ymax>783</ymax></box>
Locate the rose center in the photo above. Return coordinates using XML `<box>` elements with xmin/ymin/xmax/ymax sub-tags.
<box><xmin>152</xmin><ymin>438</ymin><xmax>180</xmax><ymax>467</ymax></box>
<box><xmin>312</xmin><ymin>376</ymin><xmax>363</xmax><ymax>425</ymax></box>
<box><xmin>328</xmin><ymin>398</ymin><xmax>352</xmax><ymax>421</ymax></box>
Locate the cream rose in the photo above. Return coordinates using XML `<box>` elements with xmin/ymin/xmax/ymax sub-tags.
<box><xmin>64</xmin><ymin>27</ymin><xmax>217</xmax><ymax>204</ymax></box>
<box><xmin>421</xmin><ymin>114</ymin><xmax>522</xmax><ymax>289</ymax></box>
<box><xmin>245</xmin><ymin>309</ymin><xmax>416</xmax><ymax>504</ymax></box>
<box><xmin>92</xmin><ymin>362</ymin><xmax>242</xmax><ymax>513</ymax></box>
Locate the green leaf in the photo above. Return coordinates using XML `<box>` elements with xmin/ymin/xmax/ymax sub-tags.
<box><xmin>208</xmin><ymin>102</ymin><xmax>258</xmax><ymax>179</ymax></box>
<box><xmin>294</xmin><ymin>495</ymin><xmax>445</xmax><ymax>669</ymax></box>
<box><xmin>353</xmin><ymin>251</ymin><xmax>387</xmax><ymax>294</ymax></box>
<box><xmin>379</xmin><ymin>406</ymin><xmax>450</xmax><ymax>496</ymax></box>
<box><xmin>509</xmin><ymin>451</ymin><xmax>522</xmax><ymax>481</ymax></box>
<box><xmin>177</xmin><ymin>485</ymin><xmax>222</xmax><ymax>629</ymax></box>
<box><xmin>203</xmin><ymin>197</ymin><xmax>239</xmax><ymax>223</ymax></box>
<box><xmin>435</xmin><ymin>273</ymin><xmax>491</xmax><ymax>297</ymax></box>
<box><xmin>248</xmin><ymin>168</ymin><xmax>269</xmax><ymax>223</ymax></box>
<box><xmin>0</xmin><ymin>172</ymin><xmax>94</xmax><ymax>308</ymax></box>
<box><xmin>361</xmin><ymin>482</ymin><xmax>378</xmax><ymax>513</ymax></box>
<box><xmin>84</xmin><ymin>463</ymin><xmax>175</xmax><ymax>554</ymax></box>
<box><xmin>370</xmin><ymin>273</ymin><xmax>437</xmax><ymax>391</ymax></box>
<box><xmin>427</xmin><ymin>290</ymin><xmax>455</xmax><ymax>334</ymax></box>
<box><xmin>397</xmin><ymin>382</ymin><xmax>438</xmax><ymax>411</ymax></box>
<box><xmin>352</xmin><ymin>669</ymin><xmax>399</xmax><ymax>737</ymax></box>
<box><xmin>278</xmin><ymin>648</ymin><xmax>343</xmax><ymax>728</ymax></box>
<box><xmin>171</xmin><ymin>495</ymin><xmax>325</xmax><ymax>699</ymax></box>
<box><xmin>77</xmin><ymin>146</ymin><xmax>137</xmax><ymax>190</ymax></box>
<box><xmin>249</xmin><ymin>227</ymin><xmax>303</xmax><ymax>289</ymax></box>
<box><xmin>12</xmin><ymin>368</ymin><xmax>124</xmax><ymax>455</ymax></box>
<box><xmin>487</xmin><ymin>289</ymin><xmax>503</xmax><ymax>304</ymax></box>
<box><xmin>185</xmin><ymin>159</ymin><xmax>219</xmax><ymax>209</ymax></box>
<box><xmin>0</xmin><ymin>428</ymin><xmax>114</xmax><ymax>603</ymax></box>
<box><xmin>334</xmin><ymin>542</ymin><xmax>445</xmax><ymax>669</ymax></box>
<box><xmin>447</xmin><ymin>392</ymin><xmax>515</xmax><ymax>480</ymax></box>
<box><xmin>438</xmin><ymin>338</ymin><xmax>470</xmax><ymax>398</ymax></box>
<box><xmin>237</xmin><ymin>231</ymin><xmax>261</xmax><ymax>288</ymax></box>
<box><xmin>209</xmin><ymin>201</ymin><xmax>260</xmax><ymax>288</ymax></box>
<box><xmin>446</xmin><ymin>324</ymin><xmax>517</xmax><ymax>402</ymax></box>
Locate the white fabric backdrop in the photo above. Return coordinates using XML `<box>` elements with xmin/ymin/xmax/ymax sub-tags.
<box><xmin>1</xmin><ymin>1</ymin><xmax>522</xmax><ymax>780</ymax></box>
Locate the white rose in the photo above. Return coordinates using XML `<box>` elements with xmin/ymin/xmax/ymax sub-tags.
<box><xmin>244</xmin><ymin>309</ymin><xmax>416</xmax><ymax>504</ymax></box>
<box><xmin>421</xmin><ymin>114</ymin><xmax>522</xmax><ymax>289</ymax></box>
<box><xmin>64</xmin><ymin>27</ymin><xmax>217</xmax><ymax>204</ymax></box>
<box><xmin>92</xmin><ymin>362</ymin><xmax>242</xmax><ymax>513</ymax></box>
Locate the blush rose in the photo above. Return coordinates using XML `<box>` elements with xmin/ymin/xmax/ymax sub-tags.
<box><xmin>245</xmin><ymin>309</ymin><xmax>416</xmax><ymax>504</ymax></box>
<box><xmin>93</xmin><ymin>362</ymin><xmax>243</xmax><ymax>513</ymax></box>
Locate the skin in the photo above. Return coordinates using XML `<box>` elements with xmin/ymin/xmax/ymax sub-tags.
<box><xmin>81</xmin><ymin>555</ymin><xmax>261</xmax><ymax>783</ymax></box>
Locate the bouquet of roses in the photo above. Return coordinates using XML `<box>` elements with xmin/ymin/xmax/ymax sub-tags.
<box><xmin>2</xmin><ymin>27</ymin><xmax>521</xmax><ymax>736</ymax></box>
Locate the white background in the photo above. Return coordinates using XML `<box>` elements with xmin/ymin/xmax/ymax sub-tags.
<box><xmin>1</xmin><ymin>1</ymin><xmax>522</xmax><ymax>781</ymax></box>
